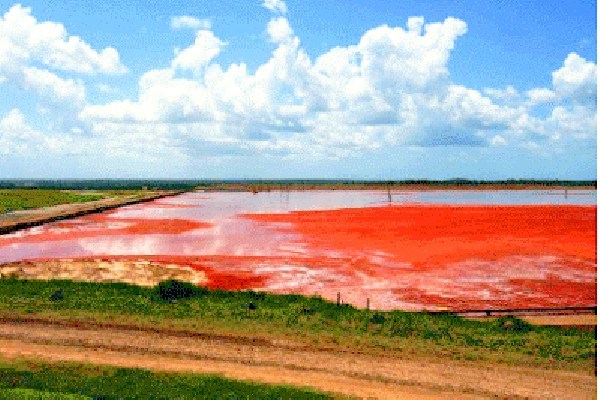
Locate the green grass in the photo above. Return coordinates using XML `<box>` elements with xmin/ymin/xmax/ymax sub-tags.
<box><xmin>0</xmin><ymin>387</ymin><xmax>90</xmax><ymax>399</ymax></box>
<box><xmin>0</xmin><ymin>278</ymin><xmax>595</xmax><ymax>372</ymax></box>
<box><xmin>0</xmin><ymin>190</ymin><xmax>107</xmax><ymax>213</ymax></box>
<box><xmin>0</xmin><ymin>189</ymin><xmax>157</xmax><ymax>213</ymax></box>
<box><xmin>0</xmin><ymin>358</ymin><xmax>333</xmax><ymax>399</ymax></box>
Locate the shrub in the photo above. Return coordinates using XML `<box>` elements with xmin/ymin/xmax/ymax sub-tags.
<box><xmin>370</xmin><ymin>313</ymin><xmax>386</xmax><ymax>325</ymax></box>
<box><xmin>154</xmin><ymin>279</ymin><xmax>200</xmax><ymax>302</ymax></box>
<box><xmin>247</xmin><ymin>291</ymin><xmax>265</xmax><ymax>301</ymax></box>
<box><xmin>49</xmin><ymin>289</ymin><xmax>65</xmax><ymax>302</ymax></box>
<box><xmin>497</xmin><ymin>316</ymin><xmax>532</xmax><ymax>333</ymax></box>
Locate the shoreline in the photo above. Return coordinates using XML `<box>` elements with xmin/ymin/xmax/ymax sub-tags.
<box><xmin>1</xmin><ymin>257</ymin><xmax>596</xmax><ymax>321</ymax></box>
<box><xmin>197</xmin><ymin>183</ymin><xmax>597</xmax><ymax>192</ymax></box>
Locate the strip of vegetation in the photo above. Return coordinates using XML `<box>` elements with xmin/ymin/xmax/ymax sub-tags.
<box><xmin>0</xmin><ymin>178</ymin><xmax>595</xmax><ymax>191</ymax></box>
<box><xmin>0</xmin><ymin>189</ymin><xmax>165</xmax><ymax>214</ymax></box>
<box><xmin>0</xmin><ymin>190</ymin><xmax>108</xmax><ymax>213</ymax></box>
<box><xmin>0</xmin><ymin>278</ymin><xmax>595</xmax><ymax>372</ymax></box>
<box><xmin>0</xmin><ymin>387</ymin><xmax>90</xmax><ymax>400</ymax></box>
<box><xmin>0</xmin><ymin>358</ymin><xmax>333</xmax><ymax>400</ymax></box>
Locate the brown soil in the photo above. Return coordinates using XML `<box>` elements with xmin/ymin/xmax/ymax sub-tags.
<box><xmin>521</xmin><ymin>314</ymin><xmax>597</xmax><ymax>327</ymax></box>
<box><xmin>0</xmin><ymin>317</ymin><xmax>595</xmax><ymax>400</ymax></box>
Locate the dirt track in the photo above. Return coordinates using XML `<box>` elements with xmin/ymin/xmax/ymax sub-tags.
<box><xmin>0</xmin><ymin>318</ymin><xmax>595</xmax><ymax>399</ymax></box>
<box><xmin>0</xmin><ymin>190</ymin><xmax>182</xmax><ymax>235</ymax></box>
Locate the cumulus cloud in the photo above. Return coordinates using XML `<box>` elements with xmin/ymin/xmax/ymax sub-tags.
<box><xmin>526</xmin><ymin>88</ymin><xmax>556</xmax><ymax>105</ymax></box>
<box><xmin>172</xmin><ymin>30</ymin><xmax>225</xmax><ymax>71</ymax></box>
<box><xmin>263</xmin><ymin>0</ymin><xmax>287</xmax><ymax>14</ymax></box>
<box><xmin>483</xmin><ymin>86</ymin><xmax>518</xmax><ymax>101</ymax></box>
<box><xmin>0</xmin><ymin>3</ymin><xmax>127</xmax><ymax>125</ymax></box>
<box><xmin>552</xmin><ymin>52</ymin><xmax>596</xmax><ymax>104</ymax></box>
<box><xmin>1</xmin><ymin>3</ymin><xmax>596</xmax><ymax>166</ymax></box>
<box><xmin>22</xmin><ymin>66</ymin><xmax>85</xmax><ymax>106</ymax></box>
<box><xmin>81</xmin><ymin>13</ymin><xmax>596</xmax><ymax>159</ymax></box>
<box><xmin>170</xmin><ymin>15</ymin><xmax>211</xmax><ymax>30</ymax></box>
<box><xmin>267</xmin><ymin>17</ymin><xmax>293</xmax><ymax>43</ymax></box>
<box><xmin>0</xmin><ymin>109</ymin><xmax>60</xmax><ymax>155</ymax></box>
<box><xmin>523</xmin><ymin>53</ymin><xmax>596</xmax><ymax>109</ymax></box>
<box><xmin>548</xmin><ymin>105</ymin><xmax>597</xmax><ymax>140</ymax></box>
<box><xmin>0</xmin><ymin>4</ymin><xmax>126</xmax><ymax>75</ymax></box>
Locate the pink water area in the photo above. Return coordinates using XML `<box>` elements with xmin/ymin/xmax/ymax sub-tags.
<box><xmin>0</xmin><ymin>190</ymin><xmax>596</xmax><ymax>311</ymax></box>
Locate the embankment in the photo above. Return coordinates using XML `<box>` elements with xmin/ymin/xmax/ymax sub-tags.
<box><xmin>0</xmin><ymin>190</ymin><xmax>185</xmax><ymax>235</ymax></box>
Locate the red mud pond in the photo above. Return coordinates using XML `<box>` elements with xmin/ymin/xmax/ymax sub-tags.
<box><xmin>0</xmin><ymin>190</ymin><xmax>596</xmax><ymax>311</ymax></box>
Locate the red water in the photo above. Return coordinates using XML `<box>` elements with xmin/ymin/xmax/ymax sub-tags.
<box><xmin>0</xmin><ymin>191</ymin><xmax>596</xmax><ymax>310</ymax></box>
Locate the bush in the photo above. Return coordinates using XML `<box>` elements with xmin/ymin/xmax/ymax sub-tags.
<box><xmin>370</xmin><ymin>313</ymin><xmax>386</xmax><ymax>324</ymax></box>
<box><xmin>154</xmin><ymin>279</ymin><xmax>201</xmax><ymax>302</ymax></box>
<box><xmin>247</xmin><ymin>291</ymin><xmax>266</xmax><ymax>301</ymax></box>
<box><xmin>497</xmin><ymin>316</ymin><xmax>532</xmax><ymax>333</ymax></box>
<box><xmin>49</xmin><ymin>289</ymin><xmax>65</xmax><ymax>302</ymax></box>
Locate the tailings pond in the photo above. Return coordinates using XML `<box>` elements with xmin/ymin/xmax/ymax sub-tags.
<box><xmin>0</xmin><ymin>190</ymin><xmax>596</xmax><ymax>310</ymax></box>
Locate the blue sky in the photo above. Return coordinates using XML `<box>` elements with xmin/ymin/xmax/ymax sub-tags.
<box><xmin>0</xmin><ymin>0</ymin><xmax>596</xmax><ymax>179</ymax></box>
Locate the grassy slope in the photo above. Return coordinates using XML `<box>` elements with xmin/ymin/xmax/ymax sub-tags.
<box><xmin>0</xmin><ymin>278</ymin><xmax>594</xmax><ymax>373</ymax></box>
<box><xmin>0</xmin><ymin>358</ymin><xmax>333</xmax><ymax>400</ymax></box>
<box><xmin>0</xmin><ymin>190</ymin><xmax>108</xmax><ymax>213</ymax></box>
<box><xmin>0</xmin><ymin>387</ymin><xmax>90</xmax><ymax>400</ymax></box>
<box><xmin>0</xmin><ymin>189</ymin><xmax>156</xmax><ymax>214</ymax></box>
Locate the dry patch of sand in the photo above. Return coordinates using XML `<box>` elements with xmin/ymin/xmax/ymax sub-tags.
<box><xmin>521</xmin><ymin>314</ymin><xmax>597</xmax><ymax>327</ymax></box>
<box><xmin>0</xmin><ymin>259</ymin><xmax>207</xmax><ymax>287</ymax></box>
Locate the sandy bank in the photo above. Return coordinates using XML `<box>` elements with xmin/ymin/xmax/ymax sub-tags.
<box><xmin>0</xmin><ymin>259</ymin><xmax>207</xmax><ymax>287</ymax></box>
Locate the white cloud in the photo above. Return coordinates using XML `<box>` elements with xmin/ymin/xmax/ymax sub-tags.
<box><xmin>263</xmin><ymin>0</ymin><xmax>287</xmax><ymax>14</ymax></box>
<box><xmin>356</xmin><ymin>17</ymin><xmax>467</xmax><ymax>93</ymax></box>
<box><xmin>1</xmin><ymin>3</ymin><xmax>595</xmax><ymax>166</ymax></box>
<box><xmin>0</xmin><ymin>4</ymin><xmax>126</xmax><ymax>75</ymax></box>
<box><xmin>443</xmin><ymin>85</ymin><xmax>515</xmax><ymax>128</ymax></box>
<box><xmin>406</xmin><ymin>17</ymin><xmax>424</xmax><ymax>34</ymax></box>
<box><xmin>0</xmin><ymin>3</ymin><xmax>128</xmax><ymax>126</ymax></box>
<box><xmin>172</xmin><ymin>30</ymin><xmax>225</xmax><ymax>71</ymax></box>
<box><xmin>548</xmin><ymin>105</ymin><xmax>597</xmax><ymax>140</ymax></box>
<box><xmin>22</xmin><ymin>66</ymin><xmax>85</xmax><ymax>106</ymax></box>
<box><xmin>0</xmin><ymin>109</ymin><xmax>60</xmax><ymax>155</ymax></box>
<box><xmin>170</xmin><ymin>15</ymin><xmax>211</xmax><ymax>30</ymax></box>
<box><xmin>267</xmin><ymin>17</ymin><xmax>293</xmax><ymax>43</ymax></box>
<box><xmin>483</xmin><ymin>86</ymin><xmax>518</xmax><ymax>100</ymax></box>
<box><xmin>82</xmin><ymin>68</ymin><xmax>218</xmax><ymax>123</ymax></box>
<box><xmin>526</xmin><ymin>88</ymin><xmax>556</xmax><ymax>105</ymax></box>
<box><xmin>82</xmin><ymin>14</ymin><xmax>597</xmax><ymax>159</ymax></box>
<box><xmin>521</xmin><ymin>53</ymin><xmax>596</xmax><ymax>109</ymax></box>
<box><xmin>552</xmin><ymin>52</ymin><xmax>596</xmax><ymax>103</ymax></box>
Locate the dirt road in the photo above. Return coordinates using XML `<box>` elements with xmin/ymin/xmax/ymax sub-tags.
<box><xmin>0</xmin><ymin>318</ymin><xmax>595</xmax><ymax>399</ymax></box>
<box><xmin>0</xmin><ymin>190</ymin><xmax>183</xmax><ymax>235</ymax></box>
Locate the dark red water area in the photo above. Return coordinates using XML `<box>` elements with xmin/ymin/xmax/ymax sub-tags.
<box><xmin>0</xmin><ymin>191</ymin><xmax>596</xmax><ymax>311</ymax></box>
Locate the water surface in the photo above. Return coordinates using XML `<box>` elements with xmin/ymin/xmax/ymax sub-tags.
<box><xmin>0</xmin><ymin>190</ymin><xmax>595</xmax><ymax>310</ymax></box>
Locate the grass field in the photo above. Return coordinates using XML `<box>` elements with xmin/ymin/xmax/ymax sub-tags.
<box><xmin>0</xmin><ymin>190</ymin><xmax>109</xmax><ymax>213</ymax></box>
<box><xmin>0</xmin><ymin>189</ymin><xmax>159</xmax><ymax>214</ymax></box>
<box><xmin>0</xmin><ymin>278</ymin><xmax>594</xmax><ymax>372</ymax></box>
<box><xmin>0</xmin><ymin>358</ymin><xmax>334</xmax><ymax>399</ymax></box>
